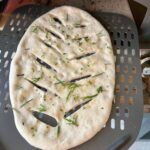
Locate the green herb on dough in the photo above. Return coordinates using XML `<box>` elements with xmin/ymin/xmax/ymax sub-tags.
<box><xmin>93</xmin><ymin>72</ymin><xmax>104</xmax><ymax>77</ymax></box>
<box><xmin>97</xmin><ymin>31</ymin><xmax>105</xmax><ymax>37</ymax></box>
<box><xmin>31</xmin><ymin>26</ymin><xmax>39</xmax><ymax>33</ymax></box>
<box><xmin>54</xmin><ymin>77</ymin><xmax>66</xmax><ymax>86</ymax></box>
<box><xmin>43</xmin><ymin>94</ymin><xmax>47</xmax><ymax>101</ymax></box>
<box><xmin>20</xmin><ymin>98</ymin><xmax>33</xmax><ymax>108</ymax></box>
<box><xmin>107</xmin><ymin>46</ymin><xmax>112</xmax><ymax>50</ymax></box>
<box><xmin>73</xmin><ymin>95</ymin><xmax>79</xmax><ymax>101</ymax></box>
<box><xmin>66</xmin><ymin>13</ymin><xmax>69</xmax><ymax>21</ymax></box>
<box><xmin>32</xmin><ymin>77</ymin><xmax>42</xmax><ymax>83</ymax></box>
<box><xmin>83</xmin><ymin>86</ymin><xmax>104</xmax><ymax>101</ymax></box>
<box><xmin>66</xmin><ymin>83</ymin><xmax>80</xmax><ymax>101</ymax></box>
<box><xmin>16</xmin><ymin>85</ymin><xmax>23</xmax><ymax>90</ymax></box>
<box><xmin>32</xmin><ymin>72</ymin><xmax>43</xmax><ymax>83</ymax></box>
<box><xmin>41</xmin><ymin>52</ymin><xmax>46</xmax><ymax>58</ymax></box>
<box><xmin>57</xmin><ymin>125</ymin><xmax>61</xmax><ymax>137</ymax></box>
<box><xmin>46</xmin><ymin>32</ymin><xmax>51</xmax><ymax>40</ymax></box>
<box><xmin>55</xmin><ymin>77</ymin><xmax>80</xmax><ymax>101</ymax></box>
<box><xmin>65</xmin><ymin>116</ymin><xmax>78</xmax><ymax>126</ymax></box>
<box><xmin>38</xmin><ymin>104</ymin><xmax>47</xmax><ymax>112</ymax></box>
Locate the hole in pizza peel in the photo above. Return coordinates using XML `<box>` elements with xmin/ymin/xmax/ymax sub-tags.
<box><xmin>4</xmin><ymin>92</ymin><xmax>9</xmax><ymax>101</ymax></box>
<box><xmin>124</xmin><ymin>108</ymin><xmax>129</xmax><ymax>117</ymax></box>
<box><xmin>124</xmin><ymin>49</ymin><xmax>128</xmax><ymax>55</ymax></box>
<box><xmin>115</xmin><ymin>85</ymin><xmax>120</xmax><ymax>93</ymax></box>
<box><xmin>120</xmin><ymin>120</ymin><xmax>125</xmax><ymax>130</ymax></box>
<box><xmin>4</xmin><ymin>81</ymin><xmax>8</xmax><ymax>89</ymax></box>
<box><xmin>32</xmin><ymin>111</ymin><xmax>57</xmax><ymax>127</ymax></box>
<box><xmin>128</xmin><ymin>97</ymin><xmax>134</xmax><ymax>105</ymax></box>
<box><xmin>110</xmin><ymin>31</ymin><xmax>113</xmax><ymax>36</ymax></box>
<box><xmin>120</xmin><ymin>74</ymin><xmax>125</xmax><ymax>83</ymax></box>
<box><xmin>127</xmin><ymin>26</ymin><xmax>131</xmax><ymax>31</ymax></box>
<box><xmin>128</xmin><ymin>41</ymin><xmax>131</xmax><ymax>47</ymax></box>
<box><xmin>132</xmin><ymin>67</ymin><xmax>136</xmax><ymax>74</ymax></box>
<box><xmin>132</xmin><ymin>87</ymin><xmax>137</xmax><ymax>95</ymax></box>
<box><xmin>115</xmin><ymin>107</ymin><xmax>120</xmax><ymax>116</ymax></box>
<box><xmin>27</xmin><ymin>8</ymin><xmax>32</xmax><ymax>13</ymax></box>
<box><xmin>116</xmin><ymin>65</ymin><xmax>120</xmax><ymax>73</ymax></box>
<box><xmin>124</xmin><ymin>86</ymin><xmax>128</xmax><ymax>94</ymax></box>
<box><xmin>111</xmin><ymin>118</ymin><xmax>115</xmax><ymax>129</ymax></box>
<box><xmin>121</xmin><ymin>26</ymin><xmax>124</xmax><ymax>30</ymax></box>
<box><xmin>128</xmin><ymin>75</ymin><xmax>133</xmax><ymax>84</ymax></box>
<box><xmin>124</xmin><ymin>66</ymin><xmax>128</xmax><ymax>73</ymax></box>
<box><xmin>128</xmin><ymin>57</ymin><xmax>132</xmax><ymax>64</ymax></box>
<box><xmin>116</xmin><ymin>49</ymin><xmax>120</xmax><ymax>55</ymax></box>
<box><xmin>23</xmin><ymin>21</ymin><xmax>28</xmax><ymax>27</ymax></box>
<box><xmin>22</xmin><ymin>14</ymin><xmax>26</xmax><ymax>20</ymax></box>
<box><xmin>16</xmin><ymin>13</ymin><xmax>20</xmax><ymax>19</ymax></box>
<box><xmin>113</xmin><ymin>40</ymin><xmax>117</xmax><ymax>45</ymax></box>
<box><xmin>5</xmin><ymin>70</ymin><xmax>9</xmax><ymax>77</ymax></box>
<box><xmin>119</xmin><ymin>96</ymin><xmax>125</xmax><ymax>104</ymax></box>
<box><xmin>11</xmin><ymin>52</ymin><xmax>16</xmax><ymax>59</ymax></box>
<box><xmin>117</xmin><ymin>32</ymin><xmax>120</xmax><ymax>38</ymax></box>
<box><xmin>124</xmin><ymin>32</ymin><xmax>127</xmax><ymax>38</ymax></box>
<box><xmin>16</xmin><ymin>20</ymin><xmax>21</xmax><ymax>26</ymax></box>
<box><xmin>121</xmin><ymin>40</ymin><xmax>124</xmax><ymax>46</ymax></box>
<box><xmin>132</xmin><ymin>49</ymin><xmax>135</xmax><ymax>56</ymax></box>
<box><xmin>120</xmin><ymin>56</ymin><xmax>124</xmax><ymax>63</ymax></box>
<box><xmin>11</xmin><ymin>27</ymin><xmax>14</xmax><ymax>32</ymax></box>
<box><xmin>131</xmin><ymin>33</ymin><xmax>134</xmax><ymax>39</ymax></box>
<box><xmin>10</xmin><ymin>19</ymin><xmax>14</xmax><ymax>26</ymax></box>
<box><xmin>4</xmin><ymin>51</ymin><xmax>8</xmax><ymax>58</ymax></box>
<box><xmin>4</xmin><ymin>60</ymin><xmax>9</xmax><ymax>68</ymax></box>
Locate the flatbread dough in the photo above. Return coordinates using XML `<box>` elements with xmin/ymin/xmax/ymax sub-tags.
<box><xmin>9</xmin><ymin>6</ymin><xmax>115</xmax><ymax>150</ymax></box>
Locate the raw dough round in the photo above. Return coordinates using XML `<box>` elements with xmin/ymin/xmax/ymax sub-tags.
<box><xmin>9</xmin><ymin>6</ymin><xmax>115</xmax><ymax>150</ymax></box>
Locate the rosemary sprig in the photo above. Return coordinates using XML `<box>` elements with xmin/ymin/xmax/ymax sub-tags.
<box><xmin>66</xmin><ymin>13</ymin><xmax>69</xmax><ymax>21</ymax></box>
<box><xmin>57</xmin><ymin>125</ymin><xmax>61</xmax><ymax>137</ymax></box>
<box><xmin>31</xmin><ymin>26</ymin><xmax>39</xmax><ymax>33</ymax></box>
<box><xmin>38</xmin><ymin>104</ymin><xmax>47</xmax><ymax>112</ymax></box>
<box><xmin>83</xmin><ymin>86</ymin><xmax>104</xmax><ymax>101</ymax></box>
<box><xmin>20</xmin><ymin>98</ymin><xmax>33</xmax><ymax>108</ymax></box>
<box><xmin>16</xmin><ymin>85</ymin><xmax>23</xmax><ymax>90</ymax></box>
<box><xmin>83</xmin><ymin>94</ymin><xmax>97</xmax><ymax>101</ymax></box>
<box><xmin>93</xmin><ymin>72</ymin><xmax>104</xmax><ymax>77</ymax></box>
<box><xmin>65</xmin><ymin>116</ymin><xmax>78</xmax><ymax>126</ymax></box>
<box><xmin>55</xmin><ymin>77</ymin><xmax>80</xmax><ymax>101</ymax></box>
<box><xmin>97</xmin><ymin>31</ymin><xmax>105</xmax><ymax>37</ymax></box>
<box><xmin>55</xmin><ymin>77</ymin><xmax>66</xmax><ymax>86</ymax></box>
<box><xmin>32</xmin><ymin>77</ymin><xmax>42</xmax><ymax>83</ymax></box>
<box><xmin>66</xmin><ymin>83</ymin><xmax>80</xmax><ymax>101</ymax></box>
<box><xmin>32</xmin><ymin>70</ymin><xmax>43</xmax><ymax>83</ymax></box>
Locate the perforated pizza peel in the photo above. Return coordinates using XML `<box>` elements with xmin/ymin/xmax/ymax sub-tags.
<box><xmin>0</xmin><ymin>4</ymin><xmax>143</xmax><ymax>150</ymax></box>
